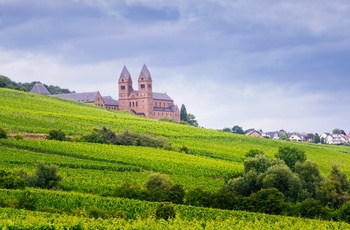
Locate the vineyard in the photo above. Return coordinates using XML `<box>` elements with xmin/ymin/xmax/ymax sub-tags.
<box><xmin>1</xmin><ymin>88</ymin><xmax>350</xmax><ymax>228</ymax></box>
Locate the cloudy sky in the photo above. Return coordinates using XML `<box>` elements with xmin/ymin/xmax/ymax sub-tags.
<box><xmin>1</xmin><ymin>0</ymin><xmax>349</xmax><ymax>133</ymax></box>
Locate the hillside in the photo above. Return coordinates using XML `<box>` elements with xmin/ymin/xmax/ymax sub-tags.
<box><xmin>1</xmin><ymin>88</ymin><xmax>350</xmax><ymax>228</ymax></box>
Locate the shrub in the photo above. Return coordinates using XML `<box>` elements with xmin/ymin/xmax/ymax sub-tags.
<box><xmin>47</xmin><ymin>129</ymin><xmax>66</xmax><ymax>141</ymax></box>
<box><xmin>145</xmin><ymin>173</ymin><xmax>172</xmax><ymax>191</ymax></box>
<box><xmin>185</xmin><ymin>188</ymin><xmax>213</xmax><ymax>207</ymax></box>
<box><xmin>0</xmin><ymin>170</ymin><xmax>27</xmax><ymax>189</ymax></box>
<box><xmin>298</xmin><ymin>198</ymin><xmax>324</xmax><ymax>219</ymax></box>
<box><xmin>248</xmin><ymin>188</ymin><xmax>285</xmax><ymax>214</ymax></box>
<box><xmin>18</xmin><ymin>190</ymin><xmax>37</xmax><ymax>210</ymax></box>
<box><xmin>33</xmin><ymin>162</ymin><xmax>62</xmax><ymax>189</ymax></box>
<box><xmin>169</xmin><ymin>184</ymin><xmax>185</xmax><ymax>204</ymax></box>
<box><xmin>0</xmin><ymin>127</ymin><xmax>7</xmax><ymax>139</ymax></box>
<box><xmin>114</xmin><ymin>182</ymin><xmax>147</xmax><ymax>200</ymax></box>
<box><xmin>155</xmin><ymin>202</ymin><xmax>176</xmax><ymax>220</ymax></box>
<box><xmin>15</xmin><ymin>134</ymin><xmax>23</xmax><ymax>140</ymax></box>
<box><xmin>336</xmin><ymin>202</ymin><xmax>350</xmax><ymax>223</ymax></box>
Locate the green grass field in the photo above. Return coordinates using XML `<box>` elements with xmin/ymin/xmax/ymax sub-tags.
<box><xmin>1</xmin><ymin>88</ymin><xmax>350</xmax><ymax>228</ymax></box>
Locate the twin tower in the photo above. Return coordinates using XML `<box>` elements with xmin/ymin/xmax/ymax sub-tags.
<box><xmin>118</xmin><ymin>64</ymin><xmax>180</xmax><ymax>122</ymax></box>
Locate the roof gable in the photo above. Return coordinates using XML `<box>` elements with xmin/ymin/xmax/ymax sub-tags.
<box><xmin>30</xmin><ymin>83</ymin><xmax>51</xmax><ymax>95</ymax></box>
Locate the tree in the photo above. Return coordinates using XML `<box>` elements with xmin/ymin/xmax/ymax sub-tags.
<box><xmin>257</xmin><ymin>164</ymin><xmax>302</xmax><ymax>201</ymax></box>
<box><xmin>333</xmin><ymin>128</ymin><xmax>346</xmax><ymax>135</ymax></box>
<box><xmin>295</xmin><ymin>160</ymin><xmax>324</xmax><ymax>199</ymax></box>
<box><xmin>46</xmin><ymin>130</ymin><xmax>66</xmax><ymax>141</ymax></box>
<box><xmin>222</xmin><ymin>127</ymin><xmax>232</xmax><ymax>132</ymax></box>
<box><xmin>249</xmin><ymin>188</ymin><xmax>285</xmax><ymax>214</ymax></box>
<box><xmin>145</xmin><ymin>173</ymin><xmax>172</xmax><ymax>191</ymax></box>
<box><xmin>180</xmin><ymin>104</ymin><xmax>187</xmax><ymax>122</ymax></box>
<box><xmin>187</xmin><ymin>113</ymin><xmax>198</xmax><ymax>127</ymax></box>
<box><xmin>232</xmin><ymin>125</ymin><xmax>244</xmax><ymax>134</ymax></box>
<box><xmin>244</xmin><ymin>154</ymin><xmax>272</xmax><ymax>174</ymax></box>
<box><xmin>313</xmin><ymin>133</ymin><xmax>321</xmax><ymax>143</ymax></box>
<box><xmin>33</xmin><ymin>162</ymin><xmax>62</xmax><ymax>189</ymax></box>
<box><xmin>227</xmin><ymin>170</ymin><xmax>259</xmax><ymax>196</ymax></box>
<box><xmin>279</xmin><ymin>133</ymin><xmax>288</xmax><ymax>140</ymax></box>
<box><xmin>275</xmin><ymin>146</ymin><xmax>306</xmax><ymax>171</ymax></box>
<box><xmin>317</xmin><ymin>165</ymin><xmax>350</xmax><ymax>208</ymax></box>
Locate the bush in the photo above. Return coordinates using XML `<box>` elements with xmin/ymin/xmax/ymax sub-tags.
<box><xmin>0</xmin><ymin>170</ymin><xmax>27</xmax><ymax>189</ymax></box>
<box><xmin>298</xmin><ymin>198</ymin><xmax>324</xmax><ymax>219</ymax></box>
<box><xmin>15</xmin><ymin>134</ymin><xmax>23</xmax><ymax>140</ymax></box>
<box><xmin>169</xmin><ymin>184</ymin><xmax>185</xmax><ymax>204</ymax></box>
<box><xmin>145</xmin><ymin>173</ymin><xmax>172</xmax><ymax>191</ymax></box>
<box><xmin>0</xmin><ymin>127</ymin><xmax>7</xmax><ymax>139</ymax></box>
<box><xmin>248</xmin><ymin>188</ymin><xmax>286</xmax><ymax>214</ymax></box>
<box><xmin>185</xmin><ymin>188</ymin><xmax>213</xmax><ymax>207</ymax></box>
<box><xmin>33</xmin><ymin>162</ymin><xmax>62</xmax><ymax>189</ymax></box>
<box><xmin>336</xmin><ymin>202</ymin><xmax>350</xmax><ymax>223</ymax></box>
<box><xmin>47</xmin><ymin>129</ymin><xmax>66</xmax><ymax>141</ymax></box>
<box><xmin>114</xmin><ymin>182</ymin><xmax>147</xmax><ymax>200</ymax></box>
<box><xmin>18</xmin><ymin>190</ymin><xmax>37</xmax><ymax>210</ymax></box>
<box><xmin>155</xmin><ymin>202</ymin><xmax>176</xmax><ymax>220</ymax></box>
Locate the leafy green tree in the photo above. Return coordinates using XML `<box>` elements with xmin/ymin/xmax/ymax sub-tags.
<box><xmin>275</xmin><ymin>146</ymin><xmax>306</xmax><ymax>171</ymax></box>
<box><xmin>298</xmin><ymin>198</ymin><xmax>325</xmax><ymax>219</ymax></box>
<box><xmin>169</xmin><ymin>184</ymin><xmax>185</xmax><ymax>204</ymax></box>
<box><xmin>227</xmin><ymin>170</ymin><xmax>259</xmax><ymax>196</ymax></box>
<box><xmin>187</xmin><ymin>113</ymin><xmax>198</xmax><ymax>127</ymax></box>
<box><xmin>46</xmin><ymin>130</ymin><xmax>66</xmax><ymax>141</ymax></box>
<box><xmin>145</xmin><ymin>173</ymin><xmax>172</xmax><ymax>191</ymax></box>
<box><xmin>279</xmin><ymin>133</ymin><xmax>288</xmax><ymax>140</ymax></box>
<box><xmin>245</xmin><ymin>149</ymin><xmax>265</xmax><ymax>158</ymax></box>
<box><xmin>222</xmin><ymin>127</ymin><xmax>232</xmax><ymax>132</ymax></box>
<box><xmin>33</xmin><ymin>162</ymin><xmax>62</xmax><ymax>189</ymax></box>
<box><xmin>248</xmin><ymin>188</ymin><xmax>285</xmax><ymax>214</ymax></box>
<box><xmin>295</xmin><ymin>160</ymin><xmax>324</xmax><ymax>199</ymax></box>
<box><xmin>180</xmin><ymin>104</ymin><xmax>187</xmax><ymax>122</ymax></box>
<box><xmin>317</xmin><ymin>165</ymin><xmax>350</xmax><ymax>208</ymax></box>
<box><xmin>313</xmin><ymin>133</ymin><xmax>321</xmax><ymax>143</ymax></box>
<box><xmin>333</xmin><ymin>128</ymin><xmax>346</xmax><ymax>135</ymax></box>
<box><xmin>232</xmin><ymin>125</ymin><xmax>245</xmax><ymax>134</ymax></box>
<box><xmin>244</xmin><ymin>154</ymin><xmax>272</xmax><ymax>174</ymax></box>
<box><xmin>257</xmin><ymin>164</ymin><xmax>302</xmax><ymax>201</ymax></box>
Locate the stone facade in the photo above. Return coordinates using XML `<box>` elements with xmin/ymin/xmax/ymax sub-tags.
<box><xmin>118</xmin><ymin>64</ymin><xmax>180</xmax><ymax>122</ymax></box>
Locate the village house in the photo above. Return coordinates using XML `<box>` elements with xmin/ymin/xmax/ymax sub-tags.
<box><xmin>320</xmin><ymin>132</ymin><xmax>349</xmax><ymax>145</ymax></box>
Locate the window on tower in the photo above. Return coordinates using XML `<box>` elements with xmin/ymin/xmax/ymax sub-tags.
<box><xmin>121</xmin><ymin>86</ymin><xmax>125</xmax><ymax>90</ymax></box>
<box><xmin>141</xmin><ymin>84</ymin><xmax>145</xmax><ymax>89</ymax></box>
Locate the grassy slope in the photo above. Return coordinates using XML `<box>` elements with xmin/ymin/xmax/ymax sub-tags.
<box><xmin>1</xmin><ymin>88</ymin><xmax>350</xmax><ymax>176</ymax></box>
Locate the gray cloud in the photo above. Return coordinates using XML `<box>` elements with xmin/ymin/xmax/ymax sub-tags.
<box><xmin>1</xmin><ymin>0</ymin><xmax>349</xmax><ymax>133</ymax></box>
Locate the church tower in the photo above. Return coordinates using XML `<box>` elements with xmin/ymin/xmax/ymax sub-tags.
<box><xmin>118</xmin><ymin>65</ymin><xmax>133</xmax><ymax>111</ymax></box>
<box><xmin>138</xmin><ymin>64</ymin><xmax>154</xmax><ymax>117</ymax></box>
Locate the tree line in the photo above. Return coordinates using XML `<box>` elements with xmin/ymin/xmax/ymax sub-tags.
<box><xmin>0</xmin><ymin>75</ymin><xmax>74</xmax><ymax>94</ymax></box>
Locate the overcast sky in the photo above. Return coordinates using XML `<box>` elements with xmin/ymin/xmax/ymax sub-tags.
<box><xmin>1</xmin><ymin>0</ymin><xmax>349</xmax><ymax>133</ymax></box>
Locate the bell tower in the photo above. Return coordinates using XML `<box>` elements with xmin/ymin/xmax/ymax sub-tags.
<box><xmin>118</xmin><ymin>65</ymin><xmax>133</xmax><ymax>110</ymax></box>
<box><xmin>138</xmin><ymin>64</ymin><xmax>154</xmax><ymax>117</ymax></box>
<box><xmin>138</xmin><ymin>64</ymin><xmax>153</xmax><ymax>98</ymax></box>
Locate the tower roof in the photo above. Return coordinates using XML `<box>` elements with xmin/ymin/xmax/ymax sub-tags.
<box><xmin>119</xmin><ymin>65</ymin><xmax>132</xmax><ymax>82</ymax></box>
<box><xmin>139</xmin><ymin>64</ymin><xmax>151</xmax><ymax>80</ymax></box>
